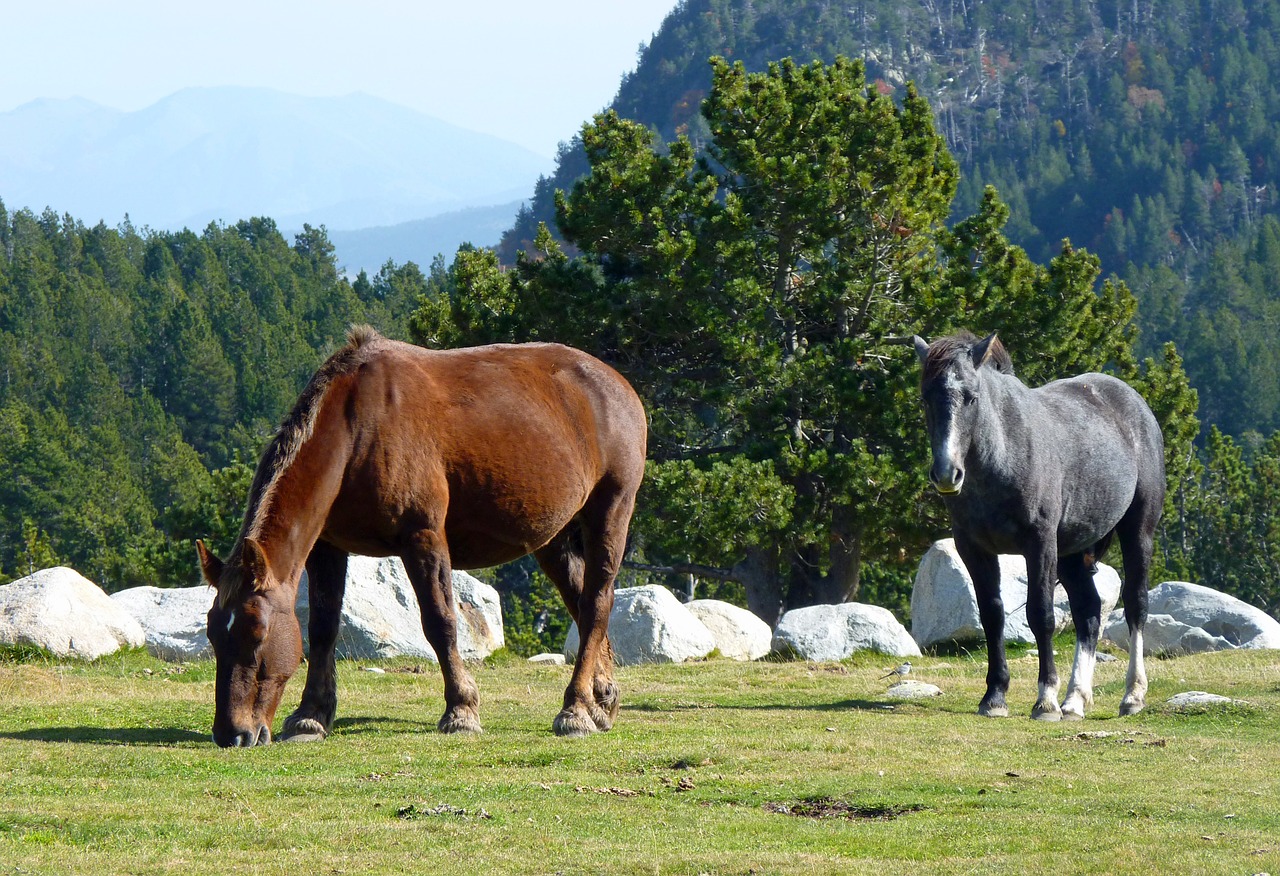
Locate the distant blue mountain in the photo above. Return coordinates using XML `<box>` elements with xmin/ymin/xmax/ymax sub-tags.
<box><xmin>0</xmin><ymin>88</ymin><xmax>551</xmax><ymax>232</ymax></box>
<box><xmin>324</xmin><ymin>199</ymin><xmax>526</xmax><ymax>276</ymax></box>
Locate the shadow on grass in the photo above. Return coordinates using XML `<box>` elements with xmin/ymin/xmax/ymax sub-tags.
<box><xmin>1</xmin><ymin>715</ymin><xmax>431</xmax><ymax>746</ymax></box>
<box><xmin>0</xmin><ymin>726</ymin><xmax>207</xmax><ymax>745</ymax></box>
<box><xmin>623</xmin><ymin>698</ymin><xmax>913</xmax><ymax>714</ymax></box>
<box><xmin>330</xmin><ymin>715</ymin><xmax>434</xmax><ymax>735</ymax></box>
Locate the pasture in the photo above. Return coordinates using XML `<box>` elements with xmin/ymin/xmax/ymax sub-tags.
<box><xmin>1</xmin><ymin>641</ymin><xmax>1277</xmax><ymax>875</ymax></box>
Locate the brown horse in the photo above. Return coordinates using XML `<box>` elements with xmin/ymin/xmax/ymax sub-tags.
<box><xmin>196</xmin><ymin>326</ymin><xmax>647</xmax><ymax>747</ymax></box>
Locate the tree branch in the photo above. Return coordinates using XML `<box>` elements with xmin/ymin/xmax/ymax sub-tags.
<box><xmin>624</xmin><ymin>561</ymin><xmax>742</xmax><ymax>582</ymax></box>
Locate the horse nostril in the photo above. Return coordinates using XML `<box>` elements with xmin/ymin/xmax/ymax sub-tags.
<box><xmin>256</xmin><ymin>725</ymin><xmax>272</xmax><ymax>746</ymax></box>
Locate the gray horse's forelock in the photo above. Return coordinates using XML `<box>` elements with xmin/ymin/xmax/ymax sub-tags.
<box><xmin>921</xmin><ymin>331</ymin><xmax>1014</xmax><ymax>383</ymax></box>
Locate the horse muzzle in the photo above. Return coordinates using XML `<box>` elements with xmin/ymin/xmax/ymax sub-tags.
<box><xmin>930</xmin><ymin>465</ymin><xmax>965</xmax><ymax>495</ymax></box>
<box><xmin>214</xmin><ymin>723</ymin><xmax>272</xmax><ymax>748</ymax></box>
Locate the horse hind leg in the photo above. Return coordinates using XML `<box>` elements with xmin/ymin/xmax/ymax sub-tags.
<box><xmin>550</xmin><ymin>483</ymin><xmax>636</xmax><ymax>738</ymax></box>
<box><xmin>1116</xmin><ymin>502</ymin><xmax>1158</xmax><ymax>717</ymax></box>
<box><xmin>282</xmin><ymin>540</ymin><xmax>348</xmax><ymax>742</ymax></box>
<box><xmin>1057</xmin><ymin>551</ymin><xmax>1103</xmax><ymax>721</ymax></box>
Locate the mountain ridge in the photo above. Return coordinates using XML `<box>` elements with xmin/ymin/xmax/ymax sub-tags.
<box><xmin>0</xmin><ymin>87</ymin><xmax>551</xmax><ymax>233</ymax></box>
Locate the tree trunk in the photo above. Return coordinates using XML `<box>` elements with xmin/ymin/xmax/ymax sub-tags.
<box><xmin>734</xmin><ymin>545</ymin><xmax>783</xmax><ymax>627</ymax></box>
<box><xmin>824</xmin><ymin>516</ymin><xmax>863</xmax><ymax>604</ymax></box>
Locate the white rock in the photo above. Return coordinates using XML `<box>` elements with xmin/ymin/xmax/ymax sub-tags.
<box><xmin>112</xmin><ymin>585</ymin><xmax>214</xmax><ymax>661</ymax></box>
<box><xmin>296</xmin><ymin>556</ymin><xmax>503</xmax><ymax>661</ymax></box>
<box><xmin>911</xmin><ymin>539</ymin><xmax>1122</xmax><ymax>648</ymax></box>
<box><xmin>887</xmin><ymin>680</ymin><xmax>942</xmax><ymax>698</ymax></box>
<box><xmin>685</xmin><ymin>599</ymin><xmax>772</xmax><ymax>661</ymax></box>
<box><xmin>528</xmin><ymin>652</ymin><xmax>566</xmax><ymax>665</ymax></box>
<box><xmin>771</xmin><ymin>603</ymin><xmax>921</xmax><ymax>661</ymax></box>
<box><xmin>0</xmin><ymin>567</ymin><xmax>146</xmax><ymax>660</ymax></box>
<box><xmin>563</xmin><ymin>585</ymin><xmax>714</xmax><ymax>665</ymax></box>
<box><xmin>1166</xmin><ymin>691</ymin><xmax>1236</xmax><ymax>708</ymax></box>
<box><xmin>1102</xmin><ymin>581</ymin><xmax>1280</xmax><ymax>655</ymax></box>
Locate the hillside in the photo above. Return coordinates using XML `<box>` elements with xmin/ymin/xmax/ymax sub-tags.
<box><xmin>0</xmin><ymin>88</ymin><xmax>550</xmax><ymax>232</ymax></box>
<box><xmin>501</xmin><ymin>0</ymin><xmax>1280</xmax><ymax>439</ymax></box>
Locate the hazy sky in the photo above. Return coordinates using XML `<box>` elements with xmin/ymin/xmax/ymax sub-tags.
<box><xmin>2</xmin><ymin>1</ymin><xmax>681</xmax><ymax>158</ymax></box>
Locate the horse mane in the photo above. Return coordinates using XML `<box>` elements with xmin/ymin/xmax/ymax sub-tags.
<box><xmin>218</xmin><ymin>325</ymin><xmax>384</xmax><ymax>606</ymax></box>
<box><xmin>921</xmin><ymin>330</ymin><xmax>1014</xmax><ymax>382</ymax></box>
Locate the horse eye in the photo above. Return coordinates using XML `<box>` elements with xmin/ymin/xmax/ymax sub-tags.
<box><xmin>963</xmin><ymin>393</ymin><xmax>978</xmax><ymax>406</ymax></box>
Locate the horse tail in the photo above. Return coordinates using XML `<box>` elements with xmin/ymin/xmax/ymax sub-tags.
<box><xmin>1084</xmin><ymin>529</ymin><xmax>1116</xmax><ymax>572</ymax></box>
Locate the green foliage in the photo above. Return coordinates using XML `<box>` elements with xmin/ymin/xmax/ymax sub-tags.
<box><xmin>419</xmin><ymin>56</ymin><xmax>1144</xmax><ymax>620</ymax></box>
<box><xmin>1160</xmin><ymin>429</ymin><xmax>1280</xmax><ymax>614</ymax></box>
<box><xmin>0</xmin><ymin>205</ymin><xmax>414</xmax><ymax>589</ymax></box>
<box><xmin>503</xmin><ymin>0</ymin><xmax>1280</xmax><ymax>444</ymax></box>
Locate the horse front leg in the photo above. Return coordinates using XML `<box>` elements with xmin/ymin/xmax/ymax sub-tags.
<box><xmin>1026</xmin><ymin>541</ymin><xmax>1062</xmax><ymax>721</ymax></box>
<box><xmin>403</xmin><ymin>529</ymin><xmax>481</xmax><ymax>734</ymax></box>
<box><xmin>282</xmin><ymin>540</ymin><xmax>348</xmax><ymax>742</ymax></box>
<box><xmin>955</xmin><ymin>535</ymin><xmax>1009</xmax><ymax>717</ymax></box>
<box><xmin>1057</xmin><ymin>552</ymin><xmax>1102</xmax><ymax>720</ymax></box>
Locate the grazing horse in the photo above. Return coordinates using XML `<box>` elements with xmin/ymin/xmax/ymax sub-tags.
<box><xmin>197</xmin><ymin>326</ymin><xmax>647</xmax><ymax>747</ymax></box>
<box><xmin>913</xmin><ymin>331</ymin><xmax>1164</xmax><ymax>721</ymax></box>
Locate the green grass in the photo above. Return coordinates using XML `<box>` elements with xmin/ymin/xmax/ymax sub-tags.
<box><xmin>1</xmin><ymin>640</ymin><xmax>1278</xmax><ymax>875</ymax></box>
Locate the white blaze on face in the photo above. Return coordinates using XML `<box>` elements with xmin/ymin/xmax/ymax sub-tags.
<box><xmin>932</xmin><ymin>370</ymin><xmax>968</xmax><ymax>489</ymax></box>
<box><xmin>225</xmin><ymin>610</ymin><xmax>236</xmax><ymax>634</ymax></box>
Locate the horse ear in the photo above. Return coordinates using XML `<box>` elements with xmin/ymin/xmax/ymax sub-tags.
<box><xmin>913</xmin><ymin>335</ymin><xmax>930</xmax><ymax>363</ymax></box>
<box><xmin>241</xmin><ymin>537</ymin><xmax>274</xmax><ymax>590</ymax></box>
<box><xmin>196</xmin><ymin>539</ymin><xmax>223</xmax><ymax>587</ymax></box>
<box><xmin>971</xmin><ymin>333</ymin><xmax>999</xmax><ymax>369</ymax></box>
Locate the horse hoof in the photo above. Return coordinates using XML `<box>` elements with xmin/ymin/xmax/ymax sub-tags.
<box><xmin>1031</xmin><ymin>707</ymin><xmax>1062</xmax><ymax>722</ymax></box>
<box><xmin>1119</xmin><ymin>700</ymin><xmax>1146</xmax><ymax>717</ymax></box>
<box><xmin>1060</xmin><ymin>709</ymin><xmax>1085</xmax><ymax>722</ymax></box>
<box><xmin>280</xmin><ymin>730</ymin><xmax>328</xmax><ymax>743</ymax></box>
<box><xmin>589</xmin><ymin>707</ymin><xmax>614</xmax><ymax>733</ymax></box>
<box><xmin>978</xmin><ymin>703</ymin><xmax>1008</xmax><ymax>718</ymax></box>
<box><xmin>438</xmin><ymin>711</ymin><xmax>483</xmax><ymax>734</ymax></box>
<box><xmin>553</xmin><ymin>709</ymin><xmax>598</xmax><ymax>738</ymax></box>
<box><xmin>280</xmin><ymin>717</ymin><xmax>328</xmax><ymax>742</ymax></box>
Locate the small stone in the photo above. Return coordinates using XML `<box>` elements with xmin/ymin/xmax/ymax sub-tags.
<box><xmin>886</xmin><ymin>680</ymin><xmax>942</xmax><ymax>699</ymax></box>
<box><xmin>1166</xmin><ymin>690</ymin><xmax>1236</xmax><ymax>708</ymax></box>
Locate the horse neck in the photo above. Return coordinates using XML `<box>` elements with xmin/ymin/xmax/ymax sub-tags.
<box><xmin>246</xmin><ymin>392</ymin><xmax>352</xmax><ymax>588</ymax></box>
<box><xmin>968</xmin><ymin>370</ymin><xmax>1028</xmax><ymax>475</ymax></box>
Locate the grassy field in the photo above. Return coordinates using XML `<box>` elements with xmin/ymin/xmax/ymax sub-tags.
<box><xmin>1</xmin><ymin>640</ymin><xmax>1278</xmax><ymax>875</ymax></box>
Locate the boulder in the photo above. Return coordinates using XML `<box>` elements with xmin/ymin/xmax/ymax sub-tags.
<box><xmin>296</xmin><ymin>556</ymin><xmax>503</xmax><ymax>661</ymax></box>
<box><xmin>911</xmin><ymin>538</ymin><xmax>1122</xmax><ymax>648</ymax></box>
<box><xmin>112</xmin><ymin>585</ymin><xmax>214</xmax><ymax>661</ymax></box>
<box><xmin>1102</xmin><ymin>581</ymin><xmax>1280</xmax><ymax>655</ymax></box>
<box><xmin>771</xmin><ymin>603</ymin><xmax>920</xmax><ymax>661</ymax></box>
<box><xmin>563</xmin><ymin>585</ymin><xmax>715</xmax><ymax>665</ymax></box>
<box><xmin>0</xmin><ymin>567</ymin><xmax>146</xmax><ymax>660</ymax></box>
<box><xmin>528</xmin><ymin>652</ymin><xmax>566</xmax><ymax>666</ymax></box>
<box><xmin>685</xmin><ymin>599</ymin><xmax>772</xmax><ymax>661</ymax></box>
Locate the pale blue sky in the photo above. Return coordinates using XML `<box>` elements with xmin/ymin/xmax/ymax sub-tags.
<box><xmin>2</xmin><ymin>1</ymin><xmax>680</xmax><ymax>158</ymax></box>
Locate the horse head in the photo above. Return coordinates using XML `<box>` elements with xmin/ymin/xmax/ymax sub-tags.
<box><xmin>197</xmin><ymin>538</ymin><xmax>303</xmax><ymax>748</ymax></box>
<box><xmin>914</xmin><ymin>331</ymin><xmax>1004</xmax><ymax>495</ymax></box>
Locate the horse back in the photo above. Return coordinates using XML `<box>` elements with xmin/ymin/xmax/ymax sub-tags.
<box><xmin>320</xmin><ymin>339</ymin><xmax>647</xmax><ymax>565</ymax></box>
<box><xmin>1038</xmin><ymin>373</ymin><xmax>1164</xmax><ymax>467</ymax></box>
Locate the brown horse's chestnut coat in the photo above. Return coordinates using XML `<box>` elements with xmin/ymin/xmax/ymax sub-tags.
<box><xmin>198</xmin><ymin>327</ymin><xmax>647</xmax><ymax>746</ymax></box>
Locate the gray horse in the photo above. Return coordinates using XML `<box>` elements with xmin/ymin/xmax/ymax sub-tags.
<box><xmin>913</xmin><ymin>331</ymin><xmax>1165</xmax><ymax>720</ymax></box>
